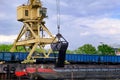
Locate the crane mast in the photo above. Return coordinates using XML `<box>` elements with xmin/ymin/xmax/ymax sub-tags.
<box><xmin>10</xmin><ymin>0</ymin><xmax>57</xmax><ymax>63</ymax></box>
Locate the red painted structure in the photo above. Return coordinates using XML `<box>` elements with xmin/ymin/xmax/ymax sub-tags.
<box><xmin>15</xmin><ymin>67</ymin><xmax>55</xmax><ymax>77</ymax></box>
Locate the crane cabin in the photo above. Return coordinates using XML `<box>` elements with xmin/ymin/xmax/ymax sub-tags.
<box><xmin>17</xmin><ymin>0</ymin><xmax>47</xmax><ymax>21</ymax></box>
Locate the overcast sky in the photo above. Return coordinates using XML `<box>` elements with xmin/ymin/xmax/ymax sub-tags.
<box><xmin>0</xmin><ymin>0</ymin><xmax>120</xmax><ymax>50</ymax></box>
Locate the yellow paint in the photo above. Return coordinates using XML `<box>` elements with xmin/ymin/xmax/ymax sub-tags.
<box><xmin>11</xmin><ymin>0</ymin><xmax>57</xmax><ymax>63</ymax></box>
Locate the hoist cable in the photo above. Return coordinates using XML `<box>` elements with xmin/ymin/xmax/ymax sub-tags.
<box><xmin>56</xmin><ymin>0</ymin><xmax>60</xmax><ymax>33</ymax></box>
<box><xmin>27</xmin><ymin>0</ymin><xmax>29</xmax><ymax>5</ymax></box>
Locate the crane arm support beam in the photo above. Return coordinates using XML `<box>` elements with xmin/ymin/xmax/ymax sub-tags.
<box><xmin>27</xmin><ymin>43</ymin><xmax>38</xmax><ymax>60</ymax></box>
<box><xmin>25</xmin><ymin>23</ymin><xmax>38</xmax><ymax>38</ymax></box>
<box><xmin>15</xmin><ymin>38</ymin><xmax>56</xmax><ymax>46</ymax></box>
<box><xmin>41</xmin><ymin>24</ymin><xmax>55</xmax><ymax>38</ymax></box>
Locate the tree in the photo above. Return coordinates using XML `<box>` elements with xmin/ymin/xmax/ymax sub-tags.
<box><xmin>0</xmin><ymin>44</ymin><xmax>12</xmax><ymax>52</ymax></box>
<box><xmin>0</xmin><ymin>44</ymin><xmax>26</xmax><ymax>52</ymax></box>
<box><xmin>97</xmin><ymin>44</ymin><xmax>115</xmax><ymax>55</ymax></box>
<box><xmin>15</xmin><ymin>46</ymin><xmax>26</xmax><ymax>52</ymax></box>
<box><xmin>75</xmin><ymin>44</ymin><xmax>97</xmax><ymax>54</ymax></box>
<box><xmin>66</xmin><ymin>50</ymin><xmax>75</xmax><ymax>54</ymax></box>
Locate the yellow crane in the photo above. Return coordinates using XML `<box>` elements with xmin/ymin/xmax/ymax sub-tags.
<box><xmin>10</xmin><ymin>0</ymin><xmax>68</xmax><ymax>65</ymax></box>
<box><xmin>10</xmin><ymin>0</ymin><xmax>57</xmax><ymax>63</ymax></box>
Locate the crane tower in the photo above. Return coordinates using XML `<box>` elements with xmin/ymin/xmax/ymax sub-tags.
<box><xmin>10</xmin><ymin>0</ymin><xmax>57</xmax><ymax>63</ymax></box>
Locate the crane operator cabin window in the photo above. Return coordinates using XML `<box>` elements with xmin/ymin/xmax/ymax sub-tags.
<box><xmin>25</xmin><ymin>10</ymin><xmax>29</xmax><ymax>16</ymax></box>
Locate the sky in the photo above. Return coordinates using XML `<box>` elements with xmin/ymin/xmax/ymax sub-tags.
<box><xmin>0</xmin><ymin>0</ymin><xmax>120</xmax><ymax>50</ymax></box>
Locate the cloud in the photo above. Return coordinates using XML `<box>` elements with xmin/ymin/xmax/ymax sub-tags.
<box><xmin>88</xmin><ymin>18</ymin><xmax>120</xmax><ymax>36</ymax></box>
<box><xmin>60</xmin><ymin>15</ymin><xmax>120</xmax><ymax>36</ymax></box>
<box><xmin>1</xmin><ymin>0</ymin><xmax>120</xmax><ymax>50</ymax></box>
<box><xmin>80</xmin><ymin>32</ymin><xmax>90</xmax><ymax>36</ymax></box>
<box><xmin>43</xmin><ymin>0</ymin><xmax>68</xmax><ymax>7</ymax></box>
<box><xmin>0</xmin><ymin>13</ymin><xmax>6</xmax><ymax>20</ymax></box>
<box><xmin>0</xmin><ymin>35</ymin><xmax>17</xmax><ymax>44</ymax></box>
<box><xmin>55</xmin><ymin>14</ymin><xmax>120</xmax><ymax>49</ymax></box>
<box><xmin>60</xmin><ymin>0</ymin><xmax>120</xmax><ymax>18</ymax></box>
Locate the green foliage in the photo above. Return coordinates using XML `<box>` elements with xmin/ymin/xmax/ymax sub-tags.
<box><xmin>97</xmin><ymin>44</ymin><xmax>115</xmax><ymax>55</ymax></box>
<box><xmin>0</xmin><ymin>44</ymin><xmax>116</xmax><ymax>55</ymax></box>
<box><xmin>117</xmin><ymin>48</ymin><xmax>120</xmax><ymax>52</ymax></box>
<box><xmin>66</xmin><ymin>50</ymin><xmax>75</xmax><ymax>54</ymax></box>
<box><xmin>15</xmin><ymin>46</ymin><xmax>26</xmax><ymax>52</ymax></box>
<box><xmin>75</xmin><ymin>44</ymin><xmax>97</xmax><ymax>54</ymax></box>
<box><xmin>0</xmin><ymin>44</ymin><xmax>26</xmax><ymax>52</ymax></box>
<box><xmin>0</xmin><ymin>44</ymin><xmax>12</xmax><ymax>52</ymax></box>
